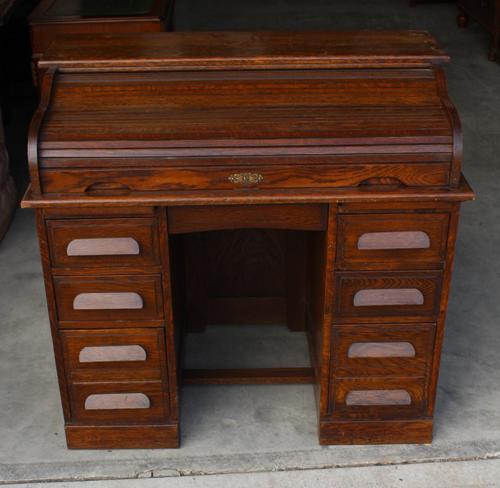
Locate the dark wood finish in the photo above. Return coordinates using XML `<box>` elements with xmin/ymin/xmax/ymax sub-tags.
<box><xmin>333</xmin><ymin>324</ymin><xmax>436</xmax><ymax>377</ymax></box>
<box><xmin>46</xmin><ymin>217</ymin><xmax>160</xmax><ymax>268</ymax></box>
<box><xmin>337</xmin><ymin>212</ymin><xmax>449</xmax><ymax>270</ymax></box>
<box><xmin>331</xmin><ymin>377</ymin><xmax>427</xmax><ymax>419</ymax></box>
<box><xmin>319</xmin><ymin>419</ymin><xmax>432</xmax><ymax>445</ymax></box>
<box><xmin>61</xmin><ymin>328</ymin><xmax>166</xmax><ymax>382</ymax></box>
<box><xmin>335</xmin><ymin>271</ymin><xmax>442</xmax><ymax>323</ymax></box>
<box><xmin>457</xmin><ymin>0</ymin><xmax>500</xmax><ymax>62</ymax></box>
<box><xmin>69</xmin><ymin>381</ymin><xmax>168</xmax><ymax>423</ymax></box>
<box><xmin>65</xmin><ymin>423</ymin><xmax>179</xmax><ymax>449</ymax></box>
<box><xmin>168</xmin><ymin>205</ymin><xmax>327</xmax><ymax>234</ymax></box>
<box><xmin>53</xmin><ymin>274</ymin><xmax>164</xmax><ymax>326</ymax></box>
<box><xmin>21</xmin><ymin>32</ymin><xmax>474</xmax><ymax>448</ymax></box>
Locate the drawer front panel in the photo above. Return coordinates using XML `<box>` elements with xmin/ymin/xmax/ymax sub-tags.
<box><xmin>40</xmin><ymin>162</ymin><xmax>451</xmax><ymax>194</ymax></box>
<box><xmin>333</xmin><ymin>324</ymin><xmax>435</xmax><ymax>377</ymax></box>
<box><xmin>61</xmin><ymin>328</ymin><xmax>166</xmax><ymax>382</ymax></box>
<box><xmin>332</xmin><ymin>377</ymin><xmax>427</xmax><ymax>419</ymax></box>
<box><xmin>70</xmin><ymin>381</ymin><xmax>168</xmax><ymax>423</ymax></box>
<box><xmin>47</xmin><ymin>218</ymin><xmax>160</xmax><ymax>268</ymax></box>
<box><xmin>54</xmin><ymin>275</ymin><xmax>164</xmax><ymax>326</ymax></box>
<box><xmin>335</xmin><ymin>271</ymin><xmax>442</xmax><ymax>323</ymax></box>
<box><xmin>337</xmin><ymin>213</ymin><xmax>449</xmax><ymax>270</ymax></box>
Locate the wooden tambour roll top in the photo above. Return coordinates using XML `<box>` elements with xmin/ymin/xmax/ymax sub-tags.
<box><xmin>26</xmin><ymin>31</ymin><xmax>467</xmax><ymax>202</ymax></box>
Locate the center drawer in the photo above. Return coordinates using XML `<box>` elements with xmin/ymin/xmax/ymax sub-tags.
<box><xmin>53</xmin><ymin>274</ymin><xmax>164</xmax><ymax>327</ymax></box>
<box><xmin>39</xmin><ymin>161</ymin><xmax>451</xmax><ymax>194</ymax></box>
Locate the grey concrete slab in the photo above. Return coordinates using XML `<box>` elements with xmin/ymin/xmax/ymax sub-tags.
<box><xmin>1</xmin><ymin>0</ymin><xmax>500</xmax><ymax>484</ymax></box>
<box><xmin>3</xmin><ymin>459</ymin><xmax>500</xmax><ymax>488</ymax></box>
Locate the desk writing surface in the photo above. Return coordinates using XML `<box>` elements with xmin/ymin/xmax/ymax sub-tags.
<box><xmin>39</xmin><ymin>31</ymin><xmax>449</xmax><ymax>71</ymax></box>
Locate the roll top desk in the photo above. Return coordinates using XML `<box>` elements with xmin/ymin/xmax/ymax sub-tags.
<box><xmin>22</xmin><ymin>31</ymin><xmax>474</xmax><ymax>448</ymax></box>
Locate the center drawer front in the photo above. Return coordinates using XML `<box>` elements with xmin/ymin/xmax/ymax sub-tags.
<box><xmin>331</xmin><ymin>377</ymin><xmax>427</xmax><ymax>420</ymax></box>
<box><xmin>69</xmin><ymin>381</ymin><xmax>168</xmax><ymax>423</ymax></box>
<box><xmin>39</xmin><ymin>161</ymin><xmax>451</xmax><ymax>194</ymax></box>
<box><xmin>53</xmin><ymin>275</ymin><xmax>164</xmax><ymax>327</ymax></box>
<box><xmin>46</xmin><ymin>218</ymin><xmax>160</xmax><ymax>268</ymax></box>
<box><xmin>335</xmin><ymin>271</ymin><xmax>442</xmax><ymax>323</ymax></box>
<box><xmin>333</xmin><ymin>324</ymin><xmax>436</xmax><ymax>377</ymax></box>
<box><xmin>61</xmin><ymin>328</ymin><xmax>167</xmax><ymax>382</ymax></box>
<box><xmin>337</xmin><ymin>213</ymin><xmax>449</xmax><ymax>270</ymax></box>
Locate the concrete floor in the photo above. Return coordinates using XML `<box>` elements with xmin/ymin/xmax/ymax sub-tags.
<box><xmin>1</xmin><ymin>0</ymin><xmax>500</xmax><ymax>485</ymax></box>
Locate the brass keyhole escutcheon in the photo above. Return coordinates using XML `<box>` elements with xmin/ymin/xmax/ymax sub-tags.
<box><xmin>228</xmin><ymin>173</ymin><xmax>264</xmax><ymax>186</ymax></box>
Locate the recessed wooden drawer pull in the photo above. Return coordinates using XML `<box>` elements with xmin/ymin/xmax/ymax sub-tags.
<box><xmin>73</xmin><ymin>292</ymin><xmax>144</xmax><ymax>310</ymax></box>
<box><xmin>357</xmin><ymin>231</ymin><xmax>430</xmax><ymax>250</ymax></box>
<box><xmin>353</xmin><ymin>288</ymin><xmax>424</xmax><ymax>307</ymax></box>
<box><xmin>346</xmin><ymin>389</ymin><xmax>411</xmax><ymax>406</ymax></box>
<box><xmin>67</xmin><ymin>237</ymin><xmax>140</xmax><ymax>256</ymax></box>
<box><xmin>84</xmin><ymin>393</ymin><xmax>150</xmax><ymax>410</ymax></box>
<box><xmin>79</xmin><ymin>345</ymin><xmax>147</xmax><ymax>363</ymax></box>
<box><xmin>348</xmin><ymin>342</ymin><xmax>416</xmax><ymax>358</ymax></box>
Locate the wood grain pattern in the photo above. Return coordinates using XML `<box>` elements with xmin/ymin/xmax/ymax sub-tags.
<box><xmin>53</xmin><ymin>274</ymin><xmax>164</xmax><ymax>326</ymax></box>
<box><xmin>65</xmin><ymin>423</ymin><xmax>179</xmax><ymax>449</ymax></box>
<box><xmin>37</xmin><ymin>31</ymin><xmax>450</xmax><ymax>72</ymax></box>
<box><xmin>61</xmin><ymin>327</ymin><xmax>166</xmax><ymax>382</ymax></box>
<box><xmin>335</xmin><ymin>271</ymin><xmax>442</xmax><ymax>323</ymax></box>
<box><xmin>70</xmin><ymin>381</ymin><xmax>168</xmax><ymax>422</ymax></box>
<box><xmin>319</xmin><ymin>419</ymin><xmax>433</xmax><ymax>445</ymax></box>
<box><xmin>333</xmin><ymin>324</ymin><xmax>435</xmax><ymax>378</ymax></box>
<box><xmin>332</xmin><ymin>377</ymin><xmax>426</xmax><ymax>419</ymax></box>
<box><xmin>337</xmin><ymin>212</ymin><xmax>449</xmax><ymax>270</ymax></box>
<box><xmin>46</xmin><ymin>217</ymin><xmax>160</xmax><ymax>268</ymax></box>
<box><xmin>22</xmin><ymin>32</ymin><xmax>473</xmax><ymax>448</ymax></box>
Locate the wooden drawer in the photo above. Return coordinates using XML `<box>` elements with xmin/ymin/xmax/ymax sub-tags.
<box><xmin>332</xmin><ymin>324</ymin><xmax>435</xmax><ymax>377</ymax></box>
<box><xmin>46</xmin><ymin>218</ymin><xmax>160</xmax><ymax>268</ymax></box>
<box><xmin>335</xmin><ymin>271</ymin><xmax>442</xmax><ymax>323</ymax></box>
<box><xmin>39</xmin><ymin>161</ymin><xmax>451</xmax><ymax>194</ymax></box>
<box><xmin>337</xmin><ymin>213</ymin><xmax>449</xmax><ymax>270</ymax></box>
<box><xmin>69</xmin><ymin>381</ymin><xmax>169</xmax><ymax>423</ymax></box>
<box><xmin>53</xmin><ymin>275</ymin><xmax>164</xmax><ymax>327</ymax></box>
<box><xmin>331</xmin><ymin>377</ymin><xmax>427</xmax><ymax>420</ymax></box>
<box><xmin>458</xmin><ymin>0</ymin><xmax>496</xmax><ymax>31</ymax></box>
<box><xmin>61</xmin><ymin>328</ymin><xmax>167</xmax><ymax>382</ymax></box>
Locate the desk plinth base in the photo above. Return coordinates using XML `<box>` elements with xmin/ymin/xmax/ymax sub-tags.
<box><xmin>319</xmin><ymin>419</ymin><xmax>433</xmax><ymax>445</ymax></box>
<box><xmin>65</xmin><ymin>423</ymin><xmax>180</xmax><ymax>449</ymax></box>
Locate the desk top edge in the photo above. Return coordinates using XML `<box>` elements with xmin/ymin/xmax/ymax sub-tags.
<box><xmin>38</xmin><ymin>31</ymin><xmax>450</xmax><ymax>71</ymax></box>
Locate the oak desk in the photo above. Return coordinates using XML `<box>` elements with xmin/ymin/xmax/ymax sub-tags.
<box><xmin>22</xmin><ymin>31</ymin><xmax>474</xmax><ymax>449</ymax></box>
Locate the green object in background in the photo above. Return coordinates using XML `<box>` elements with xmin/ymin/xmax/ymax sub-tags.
<box><xmin>46</xmin><ymin>0</ymin><xmax>156</xmax><ymax>18</ymax></box>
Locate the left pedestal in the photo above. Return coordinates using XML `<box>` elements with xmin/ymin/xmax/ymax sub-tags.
<box><xmin>35</xmin><ymin>206</ymin><xmax>180</xmax><ymax>449</ymax></box>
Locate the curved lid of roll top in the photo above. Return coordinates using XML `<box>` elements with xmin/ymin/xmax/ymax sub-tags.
<box><xmin>38</xmin><ymin>31</ymin><xmax>449</xmax><ymax>71</ymax></box>
<box><xmin>37</xmin><ymin>35</ymin><xmax>455</xmax><ymax>155</ymax></box>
